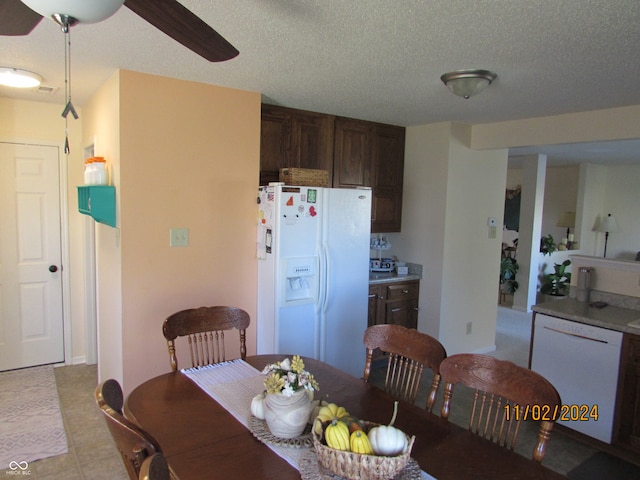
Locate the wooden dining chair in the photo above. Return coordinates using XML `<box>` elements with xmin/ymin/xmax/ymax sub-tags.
<box><xmin>363</xmin><ymin>324</ymin><xmax>447</xmax><ymax>411</ymax></box>
<box><xmin>439</xmin><ymin>353</ymin><xmax>561</xmax><ymax>463</ymax></box>
<box><xmin>139</xmin><ymin>453</ymin><xmax>170</xmax><ymax>480</ymax></box>
<box><xmin>95</xmin><ymin>379</ymin><xmax>163</xmax><ymax>480</ymax></box>
<box><xmin>163</xmin><ymin>305</ymin><xmax>250</xmax><ymax>371</ymax></box>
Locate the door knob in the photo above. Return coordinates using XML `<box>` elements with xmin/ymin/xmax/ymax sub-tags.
<box><xmin>49</xmin><ymin>265</ymin><xmax>58</xmax><ymax>273</ymax></box>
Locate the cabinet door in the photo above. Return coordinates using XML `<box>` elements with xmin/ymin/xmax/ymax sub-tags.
<box><xmin>385</xmin><ymin>298</ymin><xmax>418</xmax><ymax>329</ymax></box>
<box><xmin>333</xmin><ymin>117</ymin><xmax>371</xmax><ymax>188</ymax></box>
<box><xmin>371</xmin><ymin>125</ymin><xmax>405</xmax><ymax>233</ymax></box>
<box><xmin>260</xmin><ymin>105</ymin><xmax>335</xmax><ymax>186</ymax></box>
<box><xmin>290</xmin><ymin>111</ymin><xmax>334</xmax><ymax>177</ymax></box>
<box><xmin>260</xmin><ymin>106</ymin><xmax>291</xmax><ymax>185</ymax></box>
<box><xmin>616</xmin><ymin>335</ymin><xmax>640</xmax><ymax>450</ymax></box>
<box><xmin>368</xmin><ymin>285</ymin><xmax>379</xmax><ymax>328</ymax></box>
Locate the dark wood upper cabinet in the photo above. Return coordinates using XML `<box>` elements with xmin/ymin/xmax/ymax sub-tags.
<box><xmin>370</xmin><ymin>123</ymin><xmax>405</xmax><ymax>233</ymax></box>
<box><xmin>334</xmin><ymin>118</ymin><xmax>405</xmax><ymax>232</ymax></box>
<box><xmin>333</xmin><ymin>117</ymin><xmax>371</xmax><ymax>188</ymax></box>
<box><xmin>260</xmin><ymin>104</ymin><xmax>405</xmax><ymax>232</ymax></box>
<box><xmin>260</xmin><ymin>105</ymin><xmax>334</xmax><ymax>186</ymax></box>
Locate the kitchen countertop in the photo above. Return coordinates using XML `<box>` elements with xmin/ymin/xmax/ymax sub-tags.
<box><xmin>368</xmin><ymin>272</ymin><xmax>421</xmax><ymax>285</ymax></box>
<box><xmin>532</xmin><ymin>297</ymin><xmax>640</xmax><ymax>335</ymax></box>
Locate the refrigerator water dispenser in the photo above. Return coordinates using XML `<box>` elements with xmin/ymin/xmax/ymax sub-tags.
<box><xmin>281</xmin><ymin>257</ymin><xmax>318</xmax><ymax>306</ymax></box>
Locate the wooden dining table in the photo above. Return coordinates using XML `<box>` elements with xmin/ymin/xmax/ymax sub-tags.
<box><xmin>124</xmin><ymin>355</ymin><xmax>566</xmax><ymax>480</ymax></box>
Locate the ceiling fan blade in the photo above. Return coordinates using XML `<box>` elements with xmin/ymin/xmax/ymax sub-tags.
<box><xmin>0</xmin><ymin>0</ymin><xmax>42</xmax><ymax>35</ymax></box>
<box><xmin>124</xmin><ymin>0</ymin><xmax>238</xmax><ymax>62</ymax></box>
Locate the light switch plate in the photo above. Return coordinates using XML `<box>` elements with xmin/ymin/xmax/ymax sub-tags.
<box><xmin>170</xmin><ymin>227</ymin><xmax>189</xmax><ymax>247</ymax></box>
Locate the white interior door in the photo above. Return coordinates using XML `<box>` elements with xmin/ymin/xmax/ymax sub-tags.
<box><xmin>0</xmin><ymin>142</ymin><xmax>64</xmax><ymax>371</ymax></box>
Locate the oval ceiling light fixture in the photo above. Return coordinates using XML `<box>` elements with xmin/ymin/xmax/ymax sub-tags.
<box><xmin>440</xmin><ymin>69</ymin><xmax>497</xmax><ymax>99</ymax></box>
<box><xmin>20</xmin><ymin>0</ymin><xmax>125</xmax><ymax>25</ymax></box>
<box><xmin>0</xmin><ymin>67</ymin><xmax>42</xmax><ymax>88</ymax></box>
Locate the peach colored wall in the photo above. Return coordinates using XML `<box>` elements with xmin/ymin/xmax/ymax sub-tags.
<box><xmin>0</xmin><ymin>97</ymin><xmax>86</xmax><ymax>364</ymax></box>
<box><xmin>116</xmin><ymin>71</ymin><xmax>260</xmax><ymax>394</ymax></box>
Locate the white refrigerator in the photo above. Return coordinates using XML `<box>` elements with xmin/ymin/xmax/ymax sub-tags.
<box><xmin>256</xmin><ymin>184</ymin><xmax>372</xmax><ymax>378</ymax></box>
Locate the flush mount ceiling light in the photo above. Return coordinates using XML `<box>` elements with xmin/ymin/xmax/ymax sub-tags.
<box><xmin>440</xmin><ymin>69</ymin><xmax>497</xmax><ymax>99</ymax></box>
<box><xmin>0</xmin><ymin>67</ymin><xmax>42</xmax><ymax>88</ymax></box>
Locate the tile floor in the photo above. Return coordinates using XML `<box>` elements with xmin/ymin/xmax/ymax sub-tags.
<box><xmin>31</xmin><ymin>364</ymin><xmax>128</xmax><ymax>480</ymax></box>
<box><xmin>29</xmin><ymin>306</ymin><xmax>608</xmax><ymax>478</ymax></box>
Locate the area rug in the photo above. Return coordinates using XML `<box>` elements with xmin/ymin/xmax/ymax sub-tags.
<box><xmin>0</xmin><ymin>365</ymin><xmax>68</xmax><ymax>469</ymax></box>
<box><xmin>567</xmin><ymin>451</ymin><xmax>640</xmax><ymax>480</ymax></box>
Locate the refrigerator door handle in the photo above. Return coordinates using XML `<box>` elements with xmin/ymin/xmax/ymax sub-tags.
<box><xmin>320</xmin><ymin>244</ymin><xmax>330</xmax><ymax>313</ymax></box>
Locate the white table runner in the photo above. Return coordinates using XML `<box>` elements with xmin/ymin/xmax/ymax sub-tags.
<box><xmin>182</xmin><ymin>359</ymin><xmax>434</xmax><ymax>479</ymax></box>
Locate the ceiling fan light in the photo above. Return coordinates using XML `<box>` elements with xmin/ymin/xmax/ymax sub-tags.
<box><xmin>441</xmin><ymin>69</ymin><xmax>497</xmax><ymax>99</ymax></box>
<box><xmin>0</xmin><ymin>67</ymin><xmax>42</xmax><ymax>88</ymax></box>
<box><xmin>21</xmin><ymin>0</ymin><xmax>125</xmax><ymax>24</ymax></box>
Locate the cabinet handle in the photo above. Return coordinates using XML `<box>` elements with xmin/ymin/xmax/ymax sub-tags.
<box><xmin>391</xmin><ymin>308</ymin><xmax>401</xmax><ymax>313</ymax></box>
<box><xmin>414</xmin><ymin>307</ymin><xmax>419</xmax><ymax>311</ymax></box>
<box><xmin>378</xmin><ymin>295</ymin><xmax>385</xmax><ymax>300</ymax></box>
<box><xmin>368</xmin><ymin>294</ymin><xmax>376</xmax><ymax>298</ymax></box>
<box><xmin>401</xmin><ymin>289</ymin><xmax>409</xmax><ymax>294</ymax></box>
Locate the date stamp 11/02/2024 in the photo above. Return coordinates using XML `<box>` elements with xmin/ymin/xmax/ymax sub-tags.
<box><xmin>504</xmin><ymin>404</ymin><xmax>599</xmax><ymax>422</ymax></box>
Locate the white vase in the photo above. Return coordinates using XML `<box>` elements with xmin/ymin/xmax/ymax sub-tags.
<box><xmin>263</xmin><ymin>390</ymin><xmax>312</xmax><ymax>439</ymax></box>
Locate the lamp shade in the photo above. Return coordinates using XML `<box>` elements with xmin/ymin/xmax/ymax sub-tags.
<box><xmin>0</xmin><ymin>67</ymin><xmax>42</xmax><ymax>88</ymax></box>
<box><xmin>597</xmin><ymin>213</ymin><xmax>619</xmax><ymax>233</ymax></box>
<box><xmin>440</xmin><ymin>69</ymin><xmax>497</xmax><ymax>99</ymax></box>
<box><xmin>556</xmin><ymin>211</ymin><xmax>576</xmax><ymax>228</ymax></box>
<box><xmin>21</xmin><ymin>0</ymin><xmax>124</xmax><ymax>24</ymax></box>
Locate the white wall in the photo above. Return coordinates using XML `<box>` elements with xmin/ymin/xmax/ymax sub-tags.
<box><xmin>600</xmin><ymin>165</ymin><xmax>640</xmax><ymax>260</ymax></box>
<box><xmin>542</xmin><ymin>166</ymin><xmax>580</xmax><ymax>243</ymax></box>
<box><xmin>389</xmin><ymin>122</ymin><xmax>450</xmax><ymax>339</ymax></box>
<box><xmin>391</xmin><ymin>122</ymin><xmax>508</xmax><ymax>355</ymax></box>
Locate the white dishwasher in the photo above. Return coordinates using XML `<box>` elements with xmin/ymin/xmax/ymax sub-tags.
<box><xmin>530</xmin><ymin>313</ymin><xmax>623</xmax><ymax>443</ymax></box>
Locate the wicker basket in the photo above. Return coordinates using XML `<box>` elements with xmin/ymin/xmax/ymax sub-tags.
<box><xmin>279</xmin><ymin>168</ymin><xmax>329</xmax><ymax>187</ymax></box>
<box><xmin>312</xmin><ymin>422</ymin><xmax>415</xmax><ymax>480</ymax></box>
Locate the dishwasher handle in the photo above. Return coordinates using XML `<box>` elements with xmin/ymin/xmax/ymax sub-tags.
<box><xmin>543</xmin><ymin>325</ymin><xmax>608</xmax><ymax>344</ymax></box>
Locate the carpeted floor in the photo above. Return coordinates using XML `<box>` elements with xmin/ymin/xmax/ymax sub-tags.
<box><xmin>0</xmin><ymin>365</ymin><xmax>68</xmax><ymax>470</ymax></box>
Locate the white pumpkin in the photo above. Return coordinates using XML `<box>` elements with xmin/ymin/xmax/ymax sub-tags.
<box><xmin>251</xmin><ymin>392</ymin><xmax>266</xmax><ymax>420</ymax></box>
<box><xmin>368</xmin><ymin>424</ymin><xmax>408</xmax><ymax>456</ymax></box>
<box><xmin>368</xmin><ymin>400</ymin><xmax>408</xmax><ymax>456</ymax></box>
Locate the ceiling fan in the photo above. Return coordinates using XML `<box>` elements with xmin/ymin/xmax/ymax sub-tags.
<box><xmin>0</xmin><ymin>0</ymin><xmax>239</xmax><ymax>62</ymax></box>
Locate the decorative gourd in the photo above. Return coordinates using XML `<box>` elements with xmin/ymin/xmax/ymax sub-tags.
<box><xmin>339</xmin><ymin>414</ymin><xmax>364</xmax><ymax>433</ymax></box>
<box><xmin>309</xmin><ymin>398</ymin><xmax>329</xmax><ymax>424</ymax></box>
<box><xmin>325</xmin><ymin>419</ymin><xmax>350</xmax><ymax>451</ymax></box>
<box><xmin>250</xmin><ymin>392</ymin><xmax>266</xmax><ymax>420</ymax></box>
<box><xmin>317</xmin><ymin>403</ymin><xmax>349</xmax><ymax>422</ymax></box>
<box><xmin>350</xmin><ymin>430</ymin><xmax>373</xmax><ymax>454</ymax></box>
<box><xmin>367</xmin><ymin>401</ymin><xmax>408</xmax><ymax>456</ymax></box>
<box><xmin>314</xmin><ymin>403</ymin><xmax>349</xmax><ymax>434</ymax></box>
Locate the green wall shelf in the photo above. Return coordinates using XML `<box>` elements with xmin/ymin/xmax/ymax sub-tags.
<box><xmin>77</xmin><ymin>185</ymin><xmax>116</xmax><ymax>227</ymax></box>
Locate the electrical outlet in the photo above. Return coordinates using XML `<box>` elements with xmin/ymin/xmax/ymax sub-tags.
<box><xmin>170</xmin><ymin>227</ymin><xmax>189</xmax><ymax>247</ymax></box>
<box><xmin>466</xmin><ymin>322</ymin><xmax>472</xmax><ymax>335</ymax></box>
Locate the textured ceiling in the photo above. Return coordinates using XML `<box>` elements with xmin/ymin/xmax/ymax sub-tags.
<box><xmin>2</xmin><ymin>0</ymin><xmax>640</xmax><ymax>164</ymax></box>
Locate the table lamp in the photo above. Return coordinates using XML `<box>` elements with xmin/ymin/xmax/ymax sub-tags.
<box><xmin>596</xmin><ymin>213</ymin><xmax>619</xmax><ymax>257</ymax></box>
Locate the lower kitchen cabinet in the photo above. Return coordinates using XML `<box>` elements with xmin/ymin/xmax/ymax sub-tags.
<box><xmin>368</xmin><ymin>280</ymin><xmax>419</xmax><ymax>330</ymax></box>
<box><xmin>616</xmin><ymin>333</ymin><xmax>640</xmax><ymax>452</ymax></box>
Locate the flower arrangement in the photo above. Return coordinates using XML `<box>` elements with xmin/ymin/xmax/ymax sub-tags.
<box><xmin>262</xmin><ymin>355</ymin><xmax>319</xmax><ymax>397</ymax></box>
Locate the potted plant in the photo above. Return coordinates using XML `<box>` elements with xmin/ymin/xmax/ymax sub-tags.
<box><xmin>540</xmin><ymin>259</ymin><xmax>571</xmax><ymax>298</ymax></box>
<box><xmin>540</xmin><ymin>234</ymin><xmax>557</xmax><ymax>256</ymax></box>
<box><xmin>499</xmin><ymin>256</ymin><xmax>519</xmax><ymax>294</ymax></box>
